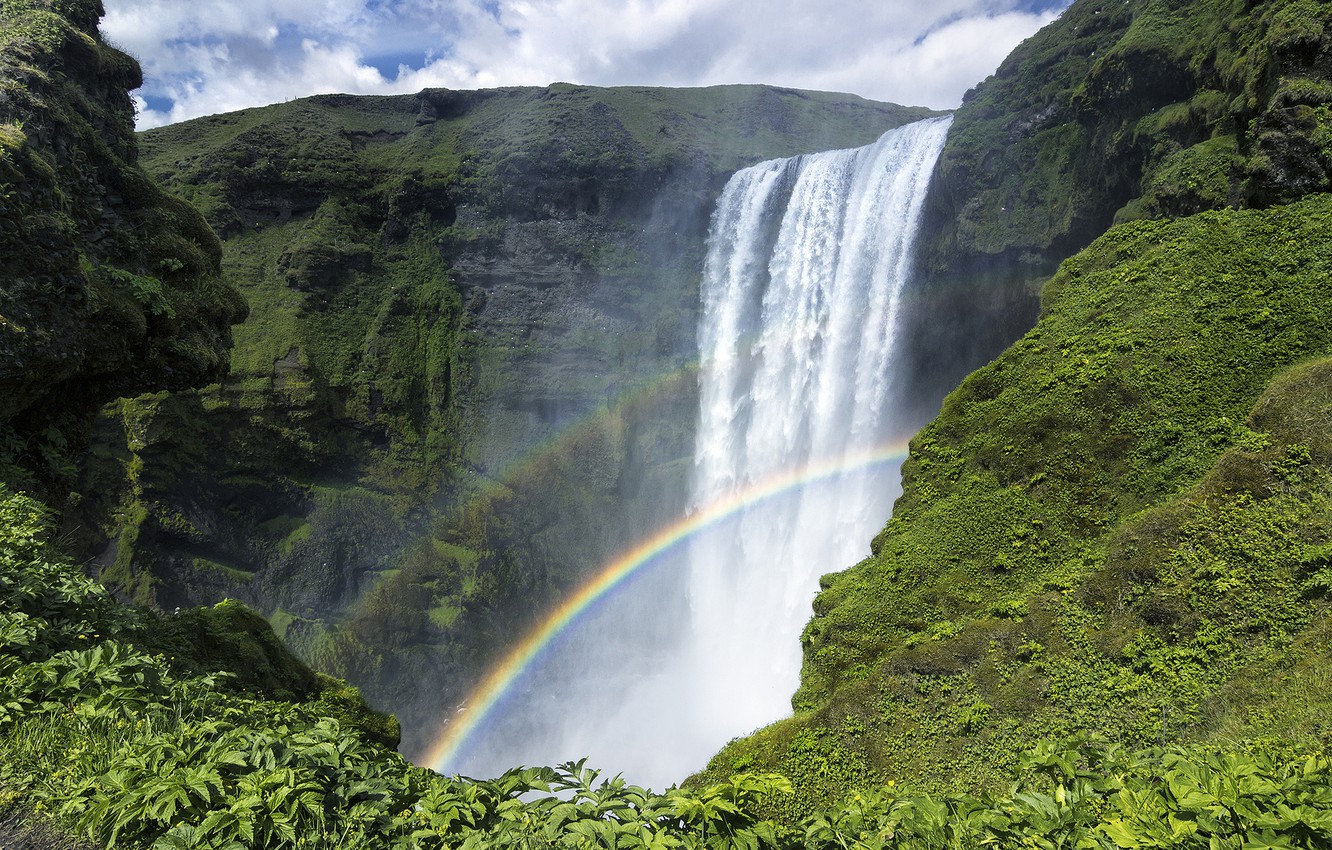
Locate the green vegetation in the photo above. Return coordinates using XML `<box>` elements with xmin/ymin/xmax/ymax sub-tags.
<box><xmin>702</xmin><ymin>194</ymin><xmax>1332</xmax><ymax>815</ymax></box>
<box><xmin>4</xmin><ymin>0</ymin><xmax>1332</xmax><ymax>844</ymax></box>
<box><xmin>8</xmin><ymin>481</ymin><xmax>1332</xmax><ymax>847</ymax></box>
<box><xmin>0</xmin><ymin>0</ymin><xmax>244</xmax><ymax>506</ymax></box>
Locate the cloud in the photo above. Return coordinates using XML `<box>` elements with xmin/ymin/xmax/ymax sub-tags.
<box><xmin>101</xmin><ymin>0</ymin><xmax>1069</xmax><ymax>128</ymax></box>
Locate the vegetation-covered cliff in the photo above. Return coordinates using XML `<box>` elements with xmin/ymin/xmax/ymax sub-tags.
<box><xmin>900</xmin><ymin>0</ymin><xmax>1332</xmax><ymax>413</ymax></box>
<box><xmin>8</xmin><ymin>0</ymin><xmax>1332</xmax><ymax>844</ymax></box>
<box><xmin>0</xmin><ymin>0</ymin><xmax>244</xmax><ymax>502</ymax></box>
<box><xmin>702</xmin><ymin>0</ymin><xmax>1332</xmax><ymax>822</ymax></box>
<box><xmin>925</xmin><ymin>0</ymin><xmax>1332</xmax><ymax>272</ymax></box>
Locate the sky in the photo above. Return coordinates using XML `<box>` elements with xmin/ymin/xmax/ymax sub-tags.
<box><xmin>100</xmin><ymin>0</ymin><xmax>1074</xmax><ymax>130</ymax></box>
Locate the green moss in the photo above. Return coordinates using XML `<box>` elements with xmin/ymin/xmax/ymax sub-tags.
<box><xmin>0</xmin><ymin>0</ymin><xmax>243</xmax><ymax>501</ymax></box>
<box><xmin>0</xmin><ymin>8</ymin><xmax>77</xmax><ymax>53</ymax></box>
<box><xmin>266</xmin><ymin>517</ymin><xmax>313</xmax><ymax>556</ymax></box>
<box><xmin>153</xmin><ymin>598</ymin><xmax>322</xmax><ymax>700</ymax></box>
<box><xmin>1269</xmin><ymin>0</ymin><xmax>1327</xmax><ymax>51</ymax></box>
<box><xmin>189</xmin><ymin>556</ymin><xmax>254</xmax><ymax>583</ymax></box>
<box><xmin>1130</xmin><ymin>135</ymin><xmax>1242</xmax><ymax>219</ymax></box>
<box><xmin>922</xmin><ymin>0</ymin><xmax>1332</xmax><ymax>280</ymax></box>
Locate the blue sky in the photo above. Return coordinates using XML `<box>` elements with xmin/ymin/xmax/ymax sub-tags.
<box><xmin>100</xmin><ymin>0</ymin><xmax>1074</xmax><ymax>129</ymax></box>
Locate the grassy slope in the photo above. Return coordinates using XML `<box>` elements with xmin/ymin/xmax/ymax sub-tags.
<box><xmin>9</xmin><ymin>482</ymin><xmax>1332</xmax><ymax>850</ymax></box>
<box><xmin>691</xmin><ymin>0</ymin><xmax>1332</xmax><ymax>819</ymax></box>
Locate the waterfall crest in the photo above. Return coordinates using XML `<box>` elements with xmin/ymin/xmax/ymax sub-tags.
<box><xmin>445</xmin><ymin>115</ymin><xmax>952</xmax><ymax>788</ymax></box>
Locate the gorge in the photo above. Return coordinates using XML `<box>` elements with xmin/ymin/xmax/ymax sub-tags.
<box><xmin>5</xmin><ymin>0</ymin><xmax>1332</xmax><ymax>845</ymax></box>
<box><xmin>71</xmin><ymin>83</ymin><xmax>939</xmax><ymax>765</ymax></box>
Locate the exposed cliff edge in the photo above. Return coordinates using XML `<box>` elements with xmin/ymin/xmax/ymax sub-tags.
<box><xmin>0</xmin><ymin>0</ymin><xmax>244</xmax><ymax>500</ymax></box>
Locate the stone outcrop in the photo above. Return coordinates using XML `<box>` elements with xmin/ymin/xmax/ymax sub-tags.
<box><xmin>0</xmin><ymin>0</ymin><xmax>245</xmax><ymax>498</ymax></box>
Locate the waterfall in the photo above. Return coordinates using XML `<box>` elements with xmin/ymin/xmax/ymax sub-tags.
<box><xmin>679</xmin><ymin>114</ymin><xmax>952</xmax><ymax>750</ymax></box>
<box><xmin>444</xmin><ymin>115</ymin><xmax>952</xmax><ymax>788</ymax></box>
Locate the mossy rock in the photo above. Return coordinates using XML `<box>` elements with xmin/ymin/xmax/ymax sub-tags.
<box><xmin>0</xmin><ymin>0</ymin><xmax>244</xmax><ymax>499</ymax></box>
<box><xmin>154</xmin><ymin>598</ymin><xmax>322</xmax><ymax>701</ymax></box>
<box><xmin>918</xmin><ymin>0</ymin><xmax>1332</xmax><ymax>281</ymax></box>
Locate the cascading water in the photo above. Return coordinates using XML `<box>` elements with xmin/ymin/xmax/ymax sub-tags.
<box><xmin>442</xmin><ymin>115</ymin><xmax>952</xmax><ymax>788</ymax></box>
<box><xmin>680</xmin><ymin>115</ymin><xmax>953</xmax><ymax>750</ymax></box>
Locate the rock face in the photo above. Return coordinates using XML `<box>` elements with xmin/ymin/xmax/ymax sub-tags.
<box><xmin>77</xmin><ymin>84</ymin><xmax>936</xmax><ymax>755</ymax></box>
<box><xmin>920</xmin><ymin>0</ymin><xmax>1332</xmax><ymax>277</ymax></box>
<box><xmin>896</xmin><ymin>0</ymin><xmax>1332</xmax><ymax>416</ymax></box>
<box><xmin>0</xmin><ymin>0</ymin><xmax>244</xmax><ymax>497</ymax></box>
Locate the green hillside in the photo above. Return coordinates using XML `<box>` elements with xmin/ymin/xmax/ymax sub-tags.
<box><xmin>700</xmin><ymin>0</ymin><xmax>1332</xmax><ymax>822</ymax></box>
<box><xmin>900</xmin><ymin>0</ymin><xmax>1332</xmax><ymax>412</ymax></box>
<box><xmin>6</xmin><ymin>0</ymin><xmax>1332</xmax><ymax>844</ymax></box>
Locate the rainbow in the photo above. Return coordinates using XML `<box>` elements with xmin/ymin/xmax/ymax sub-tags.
<box><xmin>420</xmin><ymin>438</ymin><xmax>914</xmax><ymax>774</ymax></box>
<box><xmin>462</xmin><ymin>365</ymin><xmax>697</xmax><ymax>500</ymax></box>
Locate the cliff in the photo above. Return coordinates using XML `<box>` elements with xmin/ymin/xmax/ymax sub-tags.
<box><xmin>702</xmin><ymin>0</ymin><xmax>1332</xmax><ymax>819</ymax></box>
<box><xmin>922</xmin><ymin>0</ymin><xmax>1332</xmax><ymax>275</ymax></box>
<box><xmin>898</xmin><ymin>0</ymin><xmax>1332</xmax><ymax>415</ymax></box>
<box><xmin>0</xmin><ymin>0</ymin><xmax>244</xmax><ymax>501</ymax></box>
<box><xmin>4</xmin><ymin>0</ymin><xmax>1332</xmax><ymax>844</ymax></box>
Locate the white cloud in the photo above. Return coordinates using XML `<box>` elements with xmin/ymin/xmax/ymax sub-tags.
<box><xmin>102</xmin><ymin>0</ymin><xmax>1069</xmax><ymax>129</ymax></box>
